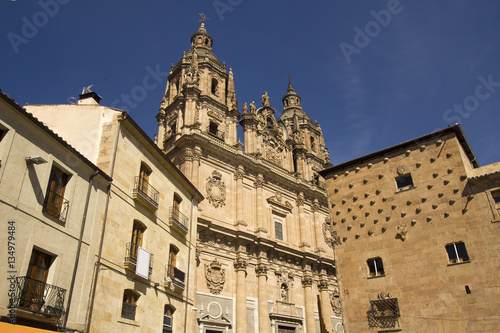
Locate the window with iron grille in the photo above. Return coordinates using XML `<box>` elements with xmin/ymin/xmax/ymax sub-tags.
<box><xmin>121</xmin><ymin>290</ymin><xmax>138</xmax><ymax>320</ymax></box>
<box><xmin>367</xmin><ymin>257</ymin><xmax>385</xmax><ymax>277</ymax></box>
<box><xmin>367</xmin><ymin>297</ymin><xmax>400</xmax><ymax>329</ymax></box>
<box><xmin>446</xmin><ymin>242</ymin><xmax>469</xmax><ymax>264</ymax></box>
<box><xmin>163</xmin><ymin>305</ymin><xmax>175</xmax><ymax>333</ymax></box>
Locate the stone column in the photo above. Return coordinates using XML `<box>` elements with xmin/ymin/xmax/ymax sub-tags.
<box><xmin>234</xmin><ymin>258</ymin><xmax>248</xmax><ymax>333</ymax></box>
<box><xmin>255</xmin><ymin>174</ymin><xmax>266</xmax><ymax>232</ymax></box>
<box><xmin>235</xmin><ymin>165</ymin><xmax>245</xmax><ymax>223</ymax></box>
<box><xmin>312</xmin><ymin>199</ymin><xmax>322</xmax><ymax>251</ymax></box>
<box><xmin>296</xmin><ymin>192</ymin><xmax>308</xmax><ymax>248</ymax></box>
<box><xmin>256</xmin><ymin>264</ymin><xmax>270</xmax><ymax>333</ymax></box>
<box><xmin>318</xmin><ymin>280</ymin><xmax>334</xmax><ymax>333</ymax></box>
<box><xmin>302</xmin><ymin>276</ymin><xmax>317</xmax><ymax>333</ymax></box>
<box><xmin>181</xmin><ymin>148</ymin><xmax>193</xmax><ymax>179</ymax></box>
<box><xmin>191</xmin><ymin>146</ymin><xmax>201</xmax><ymax>188</ymax></box>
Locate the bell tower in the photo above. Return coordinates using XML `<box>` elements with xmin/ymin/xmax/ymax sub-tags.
<box><xmin>156</xmin><ymin>23</ymin><xmax>240</xmax><ymax>151</ymax></box>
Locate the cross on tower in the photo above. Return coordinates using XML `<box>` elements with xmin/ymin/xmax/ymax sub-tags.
<box><xmin>198</xmin><ymin>13</ymin><xmax>209</xmax><ymax>22</ymax></box>
<box><xmin>287</xmin><ymin>74</ymin><xmax>292</xmax><ymax>84</ymax></box>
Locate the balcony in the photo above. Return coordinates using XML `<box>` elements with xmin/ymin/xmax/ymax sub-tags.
<box><xmin>124</xmin><ymin>242</ymin><xmax>154</xmax><ymax>278</ymax></box>
<box><xmin>43</xmin><ymin>190</ymin><xmax>69</xmax><ymax>223</ymax></box>
<box><xmin>10</xmin><ymin>276</ymin><xmax>66</xmax><ymax>321</ymax></box>
<box><xmin>164</xmin><ymin>265</ymin><xmax>185</xmax><ymax>292</ymax></box>
<box><xmin>132</xmin><ymin>176</ymin><xmax>159</xmax><ymax>210</ymax></box>
<box><xmin>168</xmin><ymin>206</ymin><xmax>188</xmax><ymax>235</ymax></box>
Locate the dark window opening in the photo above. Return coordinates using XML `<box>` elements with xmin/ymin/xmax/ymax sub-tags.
<box><xmin>492</xmin><ymin>190</ymin><xmax>500</xmax><ymax>206</ymax></box>
<box><xmin>446</xmin><ymin>242</ymin><xmax>469</xmax><ymax>264</ymax></box>
<box><xmin>121</xmin><ymin>290</ymin><xmax>138</xmax><ymax>320</ymax></box>
<box><xmin>211</xmin><ymin>78</ymin><xmax>218</xmax><ymax>95</ymax></box>
<box><xmin>367</xmin><ymin>258</ymin><xmax>384</xmax><ymax>277</ymax></box>
<box><xmin>465</xmin><ymin>285</ymin><xmax>471</xmax><ymax>294</ymax></box>
<box><xmin>275</xmin><ymin>221</ymin><xmax>283</xmax><ymax>241</ymax></box>
<box><xmin>267</xmin><ymin>118</ymin><xmax>273</xmax><ymax>129</ymax></box>
<box><xmin>0</xmin><ymin>128</ymin><xmax>7</xmax><ymax>142</ymax></box>
<box><xmin>395</xmin><ymin>174</ymin><xmax>414</xmax><ymax>189</ymax></box>
<box><xmin>310</xmin><ymin>136</ymin><xmax>315</xmax><ymax>152</ymax></box>
<box><xmin>209</xmin><ymin>122</ymin><xmax>218</xmax><ymax>136</ymax></box>
<box><xmin>43</xmin><ymin>166</ymin><xmax>69</xmax><ymax>222</ymax></box>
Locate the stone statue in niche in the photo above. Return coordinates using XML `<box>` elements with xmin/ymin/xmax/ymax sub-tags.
<box><xmin>206</xmin><ymin>170</ymin><xmax>226</xmax><ymax>208</ymax></box>
<box><xmin>280</xmin><ymin>284</ymin><xmax>288</xmax><ymax>301</ymax></box>
<box><xmin>205</xmin><ymin>258</ymin><xmax>226</xmax><ymax>295</ymax></box>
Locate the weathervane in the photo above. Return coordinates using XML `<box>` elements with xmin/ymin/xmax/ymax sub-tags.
<box><xmin>198</xmin><ymin>13</ymin><xmax>209</xmax><ymax>22</ymax></box>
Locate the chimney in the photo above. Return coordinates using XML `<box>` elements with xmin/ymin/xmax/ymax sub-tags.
<box><xmin>78</xmin><ymin>91</ymin><xmax>101</xmax><ymax>105</ymax></box>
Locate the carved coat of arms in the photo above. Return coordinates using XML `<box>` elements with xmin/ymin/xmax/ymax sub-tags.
<box><xmin>206</xmin><ymin>170</ymin><xmax>226</xmax><ymax>208</ymax></box>
<box><xmin>205</xmin><ymin>259</ymin><xmax>225</xmax><ymax>294</ymax></box>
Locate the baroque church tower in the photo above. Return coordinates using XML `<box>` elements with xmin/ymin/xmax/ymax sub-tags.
<box><xmin>156</xmin><ymin>24</ymin><xmax>343</xmax><ymax>333</ymax></box>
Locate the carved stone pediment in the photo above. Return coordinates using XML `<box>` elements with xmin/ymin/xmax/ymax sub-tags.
<box><xmin>267</xmin><ymin>192</ymin><xmax>293</xmax><ymax>214</ymax></box>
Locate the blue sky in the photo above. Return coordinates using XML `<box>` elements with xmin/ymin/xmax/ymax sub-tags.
<box><xmin>1</xmin><ymin>0</ymin><xmax>499</xmax><ymax>166</ymax></box>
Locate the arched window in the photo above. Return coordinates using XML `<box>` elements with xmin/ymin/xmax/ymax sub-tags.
<box><xmin>310</xmin><ymin>136</ymin><xmax>315</xmax><ymax>152</ymax></box>
<box><xmin>267</xmin><ymin>118</ymin><xmax>273</xmax><ymax>129</ymax></box>
<box><xmin>211</xmin><ymin>78</ymin><xmax>218</xmax><ymax>95</ymax></box>
<box><xmin>121</xmin><ymin>289</ymin><xmax>139</xmax><ymax>320</ymax></box>
<box><xmin>138</xmin><ymin>163</ymin><xmax>152</xmax><ymax>194</ymax></box>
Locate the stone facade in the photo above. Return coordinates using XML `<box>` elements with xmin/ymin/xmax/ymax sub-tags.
<box><xmin>26</xmin><ymin>93</ymin><xmax>203</xmax><ymax>332</ymax></box>
<box><xmin>0</xmin><ymin>91</ymin><xmax>111</xmax><ymax>331</ymax></box>
<box><xmin>156</xmin><ymin>24</ymin><xmax>342</xmax><ymax>333</ymax></box>
<box><xmin>320</xmin><ymin>125</ymin><xmax>500</xmax><ymax>332</ymax></box>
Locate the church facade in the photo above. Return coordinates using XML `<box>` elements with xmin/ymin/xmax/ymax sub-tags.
<box><xmin>156</xmin><ymin>24</ymin><xmax>342</xmax><ymax>333</ymax></box>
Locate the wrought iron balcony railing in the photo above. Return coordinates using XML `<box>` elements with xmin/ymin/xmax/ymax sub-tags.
<box><xmin>124</xmin><ymin>242</ymin><xmax>154</xmax><ymax>274</ymax></box>
<box><xmin>121</xmin><ymin>302</ymin><xmax>137</xmax><ymax>320</ymax></box>
<box><xmin>10</xmin><ymin>276</ymin><xmax>66</xmax><ymax>319</ymax></box>
<box><xmin>169</xmin><ymin>206</ymin><xmax>188</xmax><ymax>234</ymax></box>
<box><xmin>166</xmin><ymin>265</ymin><xmax>185</xmax><ymax>290</ymax></box>
<box><xmin>133</xmin><ymin>176</ymin><xmax>159</xmax><ymax>209</ymax></box>
<box><xmin>43</xmin><ymin>189</ymin><xmax>69</xmax><ymax>223</ymax></box>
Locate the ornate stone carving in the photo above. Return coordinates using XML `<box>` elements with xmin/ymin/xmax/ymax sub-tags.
<box><xmin>205</xmin><ymin>258</ymin><xmax>226</xmax><ymax>294</ymax></box>
<box><xmin>330</xmin><ymin>295</ymin><xmax>342</xmax><ymax>317</ymax></box>
<box><xmin>301</xmin><ymin>276</ymin><xmax>313</xmax><ymax>287</ymax></box>
<box><xmin>254</xmin><ymin>174</ymin><xmax>265</xmax><ymax>188</ymax></box>
<box><xmin>318</xmin><ymin>280</ymin><xmax>329</xmax><ymax>291</ymax></box>
<box><xmin>234</xmin><ymin>165</ymin><xmax>245</xmax><ymax>180</ymax></box>
<box><xmin>276</xmin><ymin>269</ymin><xmax>294</xmax><ymax>288</ymax></box>
<box><xmin>312</xmin><ymin>199</ymin><xmax>320</xmax><ymax>212</ymax></box>
<box><xmin>296</xmin><ymin>192</ymin><xmax>305</xmax><ymax>207</ymax></box>
<box><xmin>264</xmin><ymin>138</ymin><xmax>282</xmax><ymax>166</ymax></box>
<box><xmin>206</xmin><ymin>170</ymin><xmax>226</xmax><ymax>208</ymax></box>
<box><xmin>397</xmin><ymin>165</ymin><xmax>405</xmax><ymax>176</ymax></box>
<box><xmin>255</xmin><ymin>263</ymin><xmax>267</xmax><ymax>276</ymax></box>
<box><xmin>323</xmin><ymin>221</ymin><xmax>341</xmax><ymax>249</ymax></box>
<box><xmin>242</xmin><ymin>102</ymin><xmax>248</xmax><ymax>113</ymax></box>
<box><xmin>233</xmin><ymin>258</ymin><xmax>247</xmax><ymax>271</ymax></box>
<box><xmin>397</xmin><ymin>223</ymin><xmax>408</xmax><ymax>240</ymax></box>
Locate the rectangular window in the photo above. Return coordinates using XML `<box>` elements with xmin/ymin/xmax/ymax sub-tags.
<box><xmin>367</xmin><ymin>258</ymin><xmax>384</xmax><ymax>277</ymax></box>
<box><xmin>492</xmin><ymin>190</ymin><xmax>500</xmax><ymax>207</ymax></box>
<box><xmin>0</xmin><ymin>127</ymin><xmax>7</xmax><ymax>142</ymax></box>
<box><xmin>275</xmin><ymin>221</ymin><xmax>283</xmax><ymax>241</ymax></box>
<box><xmin>19</xmin><ymin>249</ymin><xmax>54</xmax><ymax>312</ymax></box>
<box><xmin>395</xmin><ymin>174</ymin><xmax>414</xmax><ymax>190</ymax></box>
<box><xmin>138</xmin><ymin>163</ymin><xmax>151</xmax><ymax>194</ymax></box>
<box><xmin>43</xmin><ymin>166</ymin><xmax>69</xmax><ymax>222</ymax></box>
<box><xmin>130</xmin><ymin>222</ymin><xmax>145</xmax><ymax>261</ymax></box>
<box><xmin>446</xmin><ymin>242</ymin><xmax>469</xmax><ymax>264</ymax></box>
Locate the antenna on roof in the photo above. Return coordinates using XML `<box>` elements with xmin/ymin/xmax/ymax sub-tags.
<box><xmin>67</xmin><ymin>97</ymin><xmax>77</xmax><ymax>104</ymax></box>
<box><xmin>82</xmin><ymin>85</ymin><xmax>93</xmax><ymax>94</ymax></box>
<box><xmin>198</xmin><ymin>13</ymin><xmax>209</xmax><ymax>22</ymax></box>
